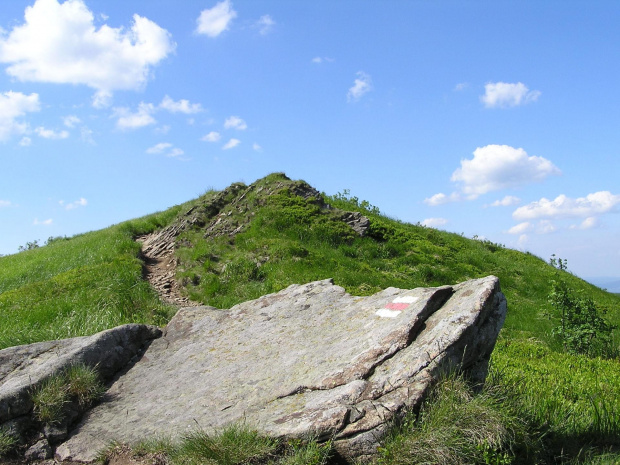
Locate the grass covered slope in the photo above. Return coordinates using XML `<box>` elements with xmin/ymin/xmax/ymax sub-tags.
<box><xmin>1</xmin><ymin>172</ymin><xmax>619</xmax><ymax>463</ymax></box>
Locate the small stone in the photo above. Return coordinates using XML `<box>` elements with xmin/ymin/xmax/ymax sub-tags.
<box><xmin>25</xmin><ymin>439</ymin><xmax>52</xmax><ymax>461</ymax></box>
<box><xmin>43</xmin><ymin>423</ymin><xmax>68</xmax><ymax>443</ymax></box>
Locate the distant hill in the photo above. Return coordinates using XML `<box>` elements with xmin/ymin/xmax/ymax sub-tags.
<box><xmin>584</xmin><ymin>277</ymin><xmax>620</xmax><ymax>293</ymax></box>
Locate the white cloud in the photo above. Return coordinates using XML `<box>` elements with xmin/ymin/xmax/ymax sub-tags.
<box><xmin>0</xmin><ymin>200</ymin><xmax>11</xmax><ymax>208</ymax></box>
<box><xmin>222</xmin><ymin>138</ymin><xmax>240</xmax><ymax>150</ymax></box>
<box><xmin>422</xmin><ymin>217</ymin><xmax>448</xmax><ymax>228</ymax></box>
<box><xmin>513</xmin><ymin>191</ymin><xmax>620</xmax><ymax>221</ymax></box>
<box><xmin>155</xmin><ymin>125</ymin><xmax>170</xmax><ymax>135</ymax></box>
<box><xmin>451</xmin><ymin>145</ymin><xmax>560</xmax><ymax>198</ymax></box>
<box><xmin>146</xmin><ymin>142</ymin><xmax>172</xmax><ymax>154</ymax></box>
<box><xmin>517</xmin><ymin>234</ymin><xmax>529</xmax><ymax>247</ymax></box>
<box><xmin>481</xmin><ymin>82</ymin><xmax>541</xmax><ymax>108</ymax></box>
<box><xmin>159</xmin><ymin>95</ymin><xmax>203</xmax><ymax>114</ymax></box>
<box><xmin>196</xmin><ymin>0</ymin><xmax>237</xmax><ymax>37</ymax></box>
<box><xmin>257</xmin><ymin>15</ymin><xmax>275</xmax><ymax>35</ymax></box>
<box><xmin>19</xmin><ymin>136</ymin><xmax>31</xmax><ymax>146</ymax></box>
<box><xmin>537</xmin><ymin>220</ymin><xmax>556</xmax><ymax>234</ymax></box>
<box><xmin>252</xmin><ymin>142</ymin><xmax>262</xmax><ymax>152</ymax></box>
<box><xmin>64</xmin><ymin>197</ymin><xmax>87</xmax><ymax>210</ymax></box>
<box><xmin>347</xmin><ymin>71</ymin><xmax>372</xmax><ymax>102</ymax></box>
<box><xmin>146</xmin><ymin>142</ymin><xmax>183</xmax><ymax>157</ymax></box>
<box><xmin>33</xmin><ymin>218</ymin><xmax>52</xmax><ymax>226</ymax></box>
<box><xmin>0</xmin><ymin>91</ymin><xmax>40</xmax><ymax>140</ymax></box>
<box><xmin>114</xmin><ymin>102</ymin><xmax>156</xmax><ymax>130</ymax></box>
<box><xmin>35</xmin><ymin>126</ymin><xmax>69</xmax><ymax>139</ymax></box>
<box><xmin>506</xmin><ymin>222</ymin><xmax>532</xmax><ymax>235</ymax></box>
<box><xmin>454</xmin><ymin>82</ymin><xmax>469</xmax><ymax>91</ymax></box>
<box><xmin>63</xmin><ymin>115</ymin><xmax>80</xmax><ymax>128</ymax></box>
<box><xmin>570</xmin><ymin>217</ymin><xmax>599</xmax><ymax>230</ymax></box>
<box><xmin>424</xmin><ymin>192</ymin><xmax>461</xmax><ymax>206</ymax></box>
<box><xmin>311</xmin><ymin>56</ymin><xmax>334</xmax><ymax>64</ymax></box>
<box><xmin>489</xmin><ymin>195</ymin><xmax>521</xmax><ymax>207</ymax></box>
<box><xmin>80</xmin><ymin>126</ymin><xmax>94</xmax><ymax>144</ymax></box>
<box><xmin>0</xmin><ymin>0</ymin><xmax>175</xmax><ymax>105</ymax></box>
<box><xmin>224</xmin><ymin>116</ymin><xmax>247</xmax><ymax>130</ymax></box>
<box><xmin>202</xmin><ymin>131</ymin><xmax>221</xmax><ymax>142</ymax></box>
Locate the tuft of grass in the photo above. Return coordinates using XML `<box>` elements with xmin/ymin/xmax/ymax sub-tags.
<box><xmin>0</xmin><ymin>427</ymin><xmax>18</xmax><ymax>457</ymax></box>
<box><xmin>377</xmin><ymin>372</ymin><xmax>538</xmax><ymax>465</ymax></box>
<box><xmin>275</xmin><ymin>438</ymin><xmax>333</xmax><ymax>465</ymax></box>
<box><xmin>66</xmin><ymin>363</ymin><xmax>107</xmax><ymax>407</ymax></box>
<box><xmin>171</xmin><ymin>424</ymin><xmax>278</xmax><ymax>465</ymax></box>
<box><xmin>31</xmin><ymin>364</ymin><xmax>105</xmax><ymax>425</ymax></box>
<box><xmin>32</xmin><ymin>374</ymin><xmax>71</xmax><ymax>425</ymax></box>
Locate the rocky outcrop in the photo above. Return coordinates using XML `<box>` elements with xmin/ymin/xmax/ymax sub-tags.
<box><xmin>49</xmin><ymin>276</ymin><xmax>506</xmax><ymax>463</ymax></box>
<box><xmin>0</xmin><ymin>324</ymin><xmax>161</xmax><ymax>451</ymax></box>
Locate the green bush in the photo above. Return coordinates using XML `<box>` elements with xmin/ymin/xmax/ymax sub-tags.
<box><xmin>549</xmin><ymin>279</ymin><xmax>617</xmax><ymax>358</ymax></box>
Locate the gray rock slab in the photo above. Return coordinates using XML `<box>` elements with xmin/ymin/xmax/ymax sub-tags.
<box><xmin>0</xmin><ymin>324</ymin><xmax>162</xmax><ymax>426</ymax></box>
<box><xmin>56</xmin><ymin>277</ymin><xmax>506</xmax><ymax>462</ymax></box>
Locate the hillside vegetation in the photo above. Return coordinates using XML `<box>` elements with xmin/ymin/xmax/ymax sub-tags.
<box><xmin>1</xmin><ymin>173</ymin><xmax>619</xmax><ymax>464</ymax></box>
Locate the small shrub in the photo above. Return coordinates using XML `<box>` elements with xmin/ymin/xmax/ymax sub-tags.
<box><xmin>549</xmin><ymin>279</ymin><xmax>617</xmax><ymax>358</ymax></box>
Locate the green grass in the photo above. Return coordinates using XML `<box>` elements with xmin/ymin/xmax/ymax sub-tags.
<box><xmin>1</xmin><ymin>173</ymin><xmax>619</xmax><ymax>464</ymax></box>
<box><xmin>0</xmin><ymin>207</ymin><xmax>183</xmax><ymax>349</ymax></box>
<box><xmin>31</xmin><ymin>364</ymin><xmax>106</xmax><ymax>425</ymax></box>
<box><xmin>99</xmin><ymin>424</ymin><xmax>333</xmax><ymax>465</ymax></box>
<box><xmin>0</xmin><ymin>427</ymin><xmax>18</xmax><ymax>457</ymax></box>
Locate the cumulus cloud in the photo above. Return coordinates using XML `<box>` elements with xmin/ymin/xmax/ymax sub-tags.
<box><xmin>146</xmin><ymin>142</ymin><xmax>172</xmax><ymax>154</ymax></box>
<box><xmin>146</xmin><ymin>142</ymin><xmax>183</xmax><ymax>157</ymax></box>
<box><xmin>202</xmin><ymin>131</ymin><xmax>221</xmax><ymax>142</ymax></box>
<box><xmin>513</xmin><ymin>191</ymin><xmax>620</xmax><ymax>221</ymax></box>
<box><xmin>252</xmin><ymin>142</ymin><xmax>262</xmax><ymax>152</ymax></box>
<box><xmin>256</xmin><ymin>15</ymin><xmax>275</xmax><ymax>35</ymax></box>
<box><xmin>506</xmin><ymin>222</ymin><xmax>532</xmax><ymax>235</ymax></box>
<box><xmin>424</xmin><ymin>192</ymin><xmax>461</xmax><ymax>206</ymax></box>
<box><xmin>35</xmin><ymin>126</ymin><xmax>69</xmax><ymax>139</ymax></box>
<box><xmin>0</xmin><ymin>0</ymin><xmax>175</xmax><ymax>106</ymax></box>
<box><xmin>0</xmin><ymin>200</ymin><xmax>11</xmax><ymax>208</ymax></box>
<box><xmin>451</xmin><ymin>145</ymin><xmax>560</xmax><ymax>198</ymax></box>
<box><xmin>196</xmin><ymin>0</ymin><xmax>237</xmax><ymax>37</ymax></box>
<box><xmin>222</xmin><ymin>138</ymin><xmax>240</xmax><ymax>150</ymax></box>
<box><xmin>489</xmin><ymin>196</ymin><xmax>521</xmax><ymax>207</ymax></box>
<box><xmin>0</xmin><ymin>91</ymin><xmax>40</xmax><ymax>140</ymax></box>
<box><xmin>570</xmin><ymin>217</ymin><xmax>599</xmax><ymax>230</ymax></box>
<box><xmin>481</xmin><ymin>82</ymin><xmax>541</xmax><ymax>108</ymax></box>
<box><xmin>347</xmin><ymin>71</ymin><xmax>372</xmax><ymax>102</ymax></box>
<box><xmin>312</xmin><ymin>56</ymin><xmax>334</xmax><ymax>64</ymax></box>
<box><xmin>33</xmin><ymin>218</ymin><xmax>52</xmax><ymax>226</ymax></box>
<box><xmin>114</xmin><ymin>102</ymin><xmax>156</xmax><ymax>130</ymax></box>
<box><xmin>19</xmin><ymin>137</ymin><xmax>31</xmax><ymax>146</ymax></box>
<box><xmin>62</xmin><ymin>197</ymin><xmax>87</xmax><ymax>210</ymax></box>
<box><xmin>422</xmin><ymin>217</ymin><xmax>448</xmax><ymax>228</ymax></box>
<box><xmin>159</xmin><ymin>95</ymin><xmax>203</xmax><ymax>114</ymax></box>
<box><xmin>224</xmin><ymin>116</ymin><xmax>247</xmax><ymax>130</ymax></box>
<box><xmin>454</xmin><ymin>82</ymin><xmax>469</xmax><ymax>91</ymax></box>
<box><xmin>62</xmin><ymin>115</ymin><xmax>80</xmax><ymax>128</ymax></box>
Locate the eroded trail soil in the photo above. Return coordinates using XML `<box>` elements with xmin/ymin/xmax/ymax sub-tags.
<box><xmin>137</xmin><ymin>232</ymin><xmax>200</xmax><ymax>308</ymax></box>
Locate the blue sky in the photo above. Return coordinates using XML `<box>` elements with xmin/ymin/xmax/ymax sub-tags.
<box><xmin>0</xmin><ymin>0</ymin><xmax>619</xmax><ymax>281</ymax></box>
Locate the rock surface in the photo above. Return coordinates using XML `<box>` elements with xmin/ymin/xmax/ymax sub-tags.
<box><xmin>0</xmin><ymin>324</ymin><xmax>162</xmax><ymax>432</ymax></box>
<box><xmin>55</xmin><ymin>276</ymin><xmax>506</xmax><ymax>462</ymax></box>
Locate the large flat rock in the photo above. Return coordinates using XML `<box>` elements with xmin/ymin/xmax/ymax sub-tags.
<box><xmin>56</xmin><ymin>276</ymin><xmax>506</xmax><ymax>462</ymax></box>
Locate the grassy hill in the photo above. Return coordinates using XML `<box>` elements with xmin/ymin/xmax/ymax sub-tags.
<box><xmin>1</xmin><ymin>173</ymin><xmax>619</xmax><ymax>464</ymax></box>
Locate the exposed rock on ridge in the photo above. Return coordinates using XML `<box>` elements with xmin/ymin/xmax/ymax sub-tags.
<box><xmin>137</xmin><ymin>174</ymin><xmax>370</xmax><ymax>307</ymax></box>
<box><xmin>46</xmin><ymin>275</ymin><xmax>506</xmax><ymax>463</ymax></box>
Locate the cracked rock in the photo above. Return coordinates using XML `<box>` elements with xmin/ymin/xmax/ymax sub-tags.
<box><xmin>54</xmin><ymin>276</ymin><xmax>505</xmax><ymax>462</ymax></box>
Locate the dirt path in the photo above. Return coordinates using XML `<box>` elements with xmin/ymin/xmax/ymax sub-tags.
<box><xmin>137</xmin><ymin>232</ymin><xmax>200</xmax><ymax>308</ymax></box>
